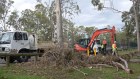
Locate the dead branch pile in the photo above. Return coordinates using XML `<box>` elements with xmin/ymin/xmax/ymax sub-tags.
<box><xmin>38</xmin><ymin>47</ymin><xmax>91</xmax><ymax>67</ymax></box>
<box><xmin>39</xmin><ymin>48</ymin><xmax>133</xmax><ymax>65</ymax></box>
<box><xmin>22</xmin><ymin>47</ymin><xmax>138</xmax><ymax>74</ymax></box>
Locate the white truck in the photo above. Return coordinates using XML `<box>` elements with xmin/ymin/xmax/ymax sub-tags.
<box><xmin>0</xmin><ymin>31</ymin><xmax>44</xmax><ymax>63</ymax></box>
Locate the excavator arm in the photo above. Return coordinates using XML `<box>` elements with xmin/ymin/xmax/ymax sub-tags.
<box><xmin>88</xmin><ymin>26</ymin><xmax>116</xmax><ymax>47</ymax></box>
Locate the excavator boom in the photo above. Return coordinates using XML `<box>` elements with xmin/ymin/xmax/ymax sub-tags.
<box><xmin>88</xmin><ymin>26</ymin><xmax>115</xmax><ymax>47</ymax></box>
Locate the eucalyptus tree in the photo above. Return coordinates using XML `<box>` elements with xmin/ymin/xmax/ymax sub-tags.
<box><xmin>7</xmin><ymin>10</ymin><xmax>22</xmax><ymax>30</ymax></box>
<box><xmin>35</xmin><ymin>3</ymin><xmax>52</xmax><ymax>40</ymax></box>
<box><xmin>132</xmin><ymin>0</ymin><xmax>140</xmax><ymax>51</ymax></box>
<box><xmin>0</xmin><ymin>0</ymin><xmax>14</xmax><ymax>31</ymax></box>
<box><xmin>19</xmin><ymin>3</ymin><xmax>52</xmax><ymax>41</ymax></box>
<box><xmin>35</xmin><ymin>0</ymin><xmax>80</xmax><ymax>45</ymax></box>
<box><xmin>20</xmin><ymin>9</ymin><xmax>36</xmax><ymax>32</ymax></box>
<box><xmin>122</xmin><ymin>11</ymin><xmax>135</xmax><ymax>38</ymax></box>
<box><xmin>122</xmin><ymin>0</ymin><xmax>140</xmax><ymax>50</ymax></box>
<box><xmin>61</xmin><ymin>0</ymin><xmax>80</xmax><ymax>44</ymax></box>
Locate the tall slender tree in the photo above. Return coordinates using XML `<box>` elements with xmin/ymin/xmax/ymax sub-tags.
<box><xmin>0</xmin><ymin>0</ymin><xmax>14</xmax><ymax>31</ymax></box>
<box><xmin>55</xmin><ymin>0</ymin><xmax>63</xmax><ymax>47</ymax></box>
<box><xmin>132</xmin><ymin>0</ymin><xmax>140</xmax><ymax>51</ymax></box>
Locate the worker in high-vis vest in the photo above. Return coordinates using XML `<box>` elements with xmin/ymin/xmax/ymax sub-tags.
<box><xmin>101</xmin><ymin>44</ymin><xmax>104</xmax><ymax>54</ymax></box>
<box><xmin>102</xmin><ymin>38</ymin><xmax>107</xmax><ymax>53</ymax></box>
<box><xmin>112</xmin><ymin>41</ymin><xmax>117</xmax><ymax>56</ymax></box>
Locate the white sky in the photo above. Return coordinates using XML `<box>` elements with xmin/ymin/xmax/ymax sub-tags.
<box><xmin>11</xmin><ymin>0</ymin><xmax>132</xmax><ymax>29</ymax></box>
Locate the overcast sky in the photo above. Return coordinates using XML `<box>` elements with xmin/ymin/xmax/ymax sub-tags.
<box><xmin>12</xmin><ymin>0</ymin><xmax>132</xmax><ymax>29</ymax></box>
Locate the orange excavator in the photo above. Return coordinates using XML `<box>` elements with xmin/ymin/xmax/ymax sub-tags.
<box><xmin>74</xmin><ymin>26</ymin><xmax>116</xmax><ymax>55</ymax></box>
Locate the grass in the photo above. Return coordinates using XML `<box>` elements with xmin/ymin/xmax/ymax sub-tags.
<box><xmin>69</xmin><ymin>63</ymin><xmax>140</xmax><ymax>79</ymax></box>
<box><xmin>0</xmin><ymin>66</ymin><xmax>46</xmax><ymax>79</ymax></box>
<box><xmin>118</xmin><ymin>49</ymin><xmax>137</xmax><ymax>55</ymax></box>
<box><xmin>0</xmin><ymin>62</ymin><xmax>140</xmax><ymax>79</ymax></box>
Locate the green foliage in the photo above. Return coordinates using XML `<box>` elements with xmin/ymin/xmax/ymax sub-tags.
<box><xmin>121</xmin><ymin>2</ymin><xmax>140</xmax><ymax>46</ymax></box>
<box><xmin>91</xmin><ymin>0</ymin><xmax>104</xmax><ymax>10</ymax></box>
<box><xmin>7</xmin><ymin>10</ymin><xmax>21</xmax><ymax>30</ymax></box>
<box><xmin>20</xmin><ymin>9</ymin><xmax>36</xmax><ymax>32</ymax></box>
<box><xmin>116</xmin><ymin>30</ymin><xmax>137</xmax><ymax>48</ymax></box>
<box><xmin>122</xmin><ymin>11</ymin><xmax>135</xmax><ymax>37</ymax></box>
<box><xmin>18</xmin><ymin>3</ymin><xmax>53</xmax><ymax>41</ymax></box>
<box><xmin>61</xmin><ymin>0</ymin><xmax>81</xmax><ymax>18</ymax></box>
<box><xmin>0</xmin><ymin>0</ymin><xmax>14</xmax><ymax>31</ymax></box>
<box><xmin>85</xmin><ymin>26</ymin><xmax>97</xmax><ymax>37</ymax></box>
<box><xmin>91</xmin><ymin>0</ymin><xmax>100</xmax><ymax>6</ymax></box>
<box><xmin>72</xmin><ymin>26</ymin><xmax>97</xmax><ymax>43</ymax></box>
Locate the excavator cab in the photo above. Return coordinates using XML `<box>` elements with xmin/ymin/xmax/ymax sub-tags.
<box><xmin>77</xmin><ymin>38</ymin><xmax>90</xmax><ymax>48</ymax></box>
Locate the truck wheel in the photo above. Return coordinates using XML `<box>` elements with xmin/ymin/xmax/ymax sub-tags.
<box><xmin>17</xmin><ymin>56</ymin><xmax>29</xmax><ymax>63</ymax></box>
<box><xmin>10</xmin><ymin>57</ymin><xmax>15</xmax><ymax>63</ymax></box>
<box><xmin>4</xmin><ymin>57</ymin><xmax>15</xmax><ymax>63</ymax></box>
<box><xmin>17</xmin><ymin>51</ymin><xmax>30</xmax><ymax>63</ymax></box>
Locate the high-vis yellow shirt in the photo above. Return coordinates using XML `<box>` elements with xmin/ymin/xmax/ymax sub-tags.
<box><xmin>112</xmin><ymin>43</ymin><xmax>117</xmax><ymax>51</ymax></box>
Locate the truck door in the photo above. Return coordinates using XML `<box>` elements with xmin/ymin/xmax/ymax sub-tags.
<box><xmin>12</xmin><ymin>32</ymin><xmax>23</xmax><ymax>50</ymax></box>
<box><xmin>13</xmin><ymin>32</ymin><xmax>29</xmax><ymax>51</ymax></box>
<box><xmin>22</xmin><ymin>32</ymin><xmax>30</xmax><ymax>49</ymax></box>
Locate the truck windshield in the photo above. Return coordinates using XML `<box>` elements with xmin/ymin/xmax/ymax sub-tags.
<box><xmin>0</xmin><ymin>32</ymin><xmax>5</xmax><ymax>40</ymax></box>
<box><xmin>0</xmin><ymin>32</ymin><xmax>14</xmax><ymax>44</ymax></box>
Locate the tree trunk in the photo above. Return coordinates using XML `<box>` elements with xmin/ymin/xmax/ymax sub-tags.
<box><xmin>133</xmin><ymin>0</ymin><xmax>140</xmax><ymax>51</ymax></box>
<box><xmin>71</xmin><ymin>30</ymin><xmax>74</xmax><ymax>48</ymax></box>
<box><xmin>55</xmin><ymin>0</ymin><xmax>63</xmax><ymax>47</ymax></box>
<box><xmin>3</xmin><ymin>18</ymin><xmax>6</xmax><ymax>31</ymax></box>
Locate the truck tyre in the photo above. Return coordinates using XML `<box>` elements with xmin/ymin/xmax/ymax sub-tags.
<box><xmin>17</xmin><ymin>51</ymin><xmax>30</xmax><ymax>63</ymax></box>
<box><xmin>10</xmin><ymin>57</ymin><xmax>16</xmax><ymax>63</ymax></box>
<box><xmin>4</xmin><ymin>57</ymin><xmax>15</xmax><ymax>63</ymax></box>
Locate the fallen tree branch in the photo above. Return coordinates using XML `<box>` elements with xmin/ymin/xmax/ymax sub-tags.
<box><xmin>112</xmin><ymin>61</ymin><xmax>133</xmax><ymax>74</ymax></box>
<box><xmin>103</xmin><ymin>7</ymin><xmax>123</xmax><ymax>13</ymax></box>
<box><xmin>92</xmin><ymin>64</ymin><xmax>113</xmax><ymax>68</ymax></box>
<box><xmin>119</xmin><ymin>57</ymin><xmax>128</xmax><ymax>68</ymax></box>
<box><xmin>73</xmin><ymin>67</ymin><xmax>88</xmax><ymax>76</ymax></box>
